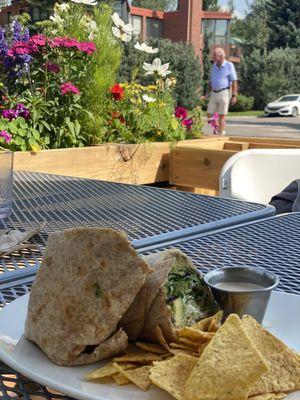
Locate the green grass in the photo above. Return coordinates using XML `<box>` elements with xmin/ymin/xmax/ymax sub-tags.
<box><xmin>203</xmin><ymin>110</ymin><xmax>264</xmax><ymax>117</ymax></box>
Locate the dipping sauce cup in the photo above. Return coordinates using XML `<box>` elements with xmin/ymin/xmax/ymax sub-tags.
<box><xmin>204</xmin><ymin>266</ymin><xmax>279</xmax><ymax>323</ymax></box>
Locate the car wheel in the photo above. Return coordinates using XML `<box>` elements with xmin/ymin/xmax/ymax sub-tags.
<box><xmin>292</xmin><ymin>107</ymin><xmax>298</xmax><ymax>117</ymax></box>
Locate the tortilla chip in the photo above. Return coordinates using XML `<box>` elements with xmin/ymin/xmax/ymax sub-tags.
<box><xmin>185</xmin><ymin>314</ymin><xmax>268</xmax><ymax>400</ymax></box>
<box><xmin>155</xmin><ymin>325</ymin><xmax>172</xmax><ymax>353</ymax></box>
<box><xmin>112</xmin><ymin>372</ymin><xmax>130</xmax><ymax>385</ymax></box>
<box><xmin>85</xmin><ymin>361</ymin><xmax>136</xmax><ymax>380</ymax></box>
<box><xmin>191</xmin><ymin>311</ymin><xmax>223</xmax><ymax>332</ymax></box>
<box><xmin>113</xmin><ymin>352</ymin><xmax>162</xmax><ymax>363</ymax></box>
<box><xmin>170</xmin><ymin>349</ymin><xmax>199</xmax><ymax>357</ymax></box>
<box><xmin>207</xmin><ymin>318</ymin><xmax>219</xmax><ymax>332</ymax></box>
<box><xmin>150</xmin><ymin>353</ymin><xmax>198</xmax><ymax>400</ymax></box>
<box><xmin>170</xmin><ymin>342</ymin><xmax>198</xmax><ymax>351</ymax></box>
<box><xmin>178</xmin><ymin>327</ymin><xmax>215</xmax><ymax>342</ymax></box>
<box><xmin>136</xmin><ymin>342</ymin><xmax>167</xmax><ymax>355</ymax></box>
<box><xmin>114</xmin><ymin>363</ymin><xmax>152</xmax><ymax>391</ymax></box>
<box><xmin>179</xmin><ymin>337</ymin><xmax>202</xmax><ymax>348</ymax></box>
<box><xmin>248</xmin><ymin>394</ymin><xmax>286</xmax><ymax>400</ymax></box>
<box><xmin>242</xmin><ymin>316</ymin><xmax>300</xmax><ymax>396</ymax></box>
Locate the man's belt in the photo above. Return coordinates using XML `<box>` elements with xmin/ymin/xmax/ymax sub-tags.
<box><xmin>213</xmin><ymin>87</ymin><xmax>230</xmax><ymax>93</ymax></box>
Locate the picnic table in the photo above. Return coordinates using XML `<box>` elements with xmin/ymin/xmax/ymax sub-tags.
<box><xmin>0</xmin><ymin>171</ymin><xmax>280</xmax><ymax>399</ymax></box>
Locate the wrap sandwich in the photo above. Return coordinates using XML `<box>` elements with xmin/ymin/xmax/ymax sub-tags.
<box><xmin>25</xmin><ymin>228</ymin><xmax>151</xmax><ymax>366</ymax></box>
<box><xmin>121</xmin><ymin>249</ymin><xmax>218</xmax><ymax>343</ymax></box>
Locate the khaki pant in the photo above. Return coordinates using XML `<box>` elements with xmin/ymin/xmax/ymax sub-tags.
<box><xmin>207</xmin><ymin>89</ymin><xmax>230</xmax><ymax>115</ymax></box>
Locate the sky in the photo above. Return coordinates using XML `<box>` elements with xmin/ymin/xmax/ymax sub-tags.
<box><xmin>220</xmin><ymin>0</ymin><xmax>252</xmax><ymax>18</ymax></box>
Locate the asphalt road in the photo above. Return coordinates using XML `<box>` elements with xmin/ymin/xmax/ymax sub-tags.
<box><xmin>203</xmin><ymin>116</ymin><xmax>300</xmax><ymax>139</ymax></box>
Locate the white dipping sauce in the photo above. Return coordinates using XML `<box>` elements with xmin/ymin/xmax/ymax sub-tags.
<box><xmin>214</xmin><ymin>281</ymin><xmax>265</xmax><ymax>292</ymax></box>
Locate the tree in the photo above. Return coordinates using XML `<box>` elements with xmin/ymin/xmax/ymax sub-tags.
<box><xmin>229</xmin><ymin>0</ymin><xmax>269</xmax><ymax>52</ymax></box>
<box><xmin>202</xmin><ymin>0</ymin><xmax>220</xmax><ymax>11</ymax></box>
<box><xmin>131</xmin><ymin>0</ymin><xmax>176</xmax><ymax>11</ymax></box>
<box><xmin>228</xmin><ymin>0</ymin><xmax>235</xmax><ymax>14</ymax></box>
<box><xmin>266</xmin><ymin>0</ymin><xmax>300</xmax><ymax>49</ymax></box>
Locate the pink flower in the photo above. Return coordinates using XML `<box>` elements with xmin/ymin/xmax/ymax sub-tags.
<box><xmin>208</xmin><ymin>112</ymin><xmax>219</xmax><ymax>134</ymax></box>
<box><xmin>43</xmin><ymin>62</ymin><xmax>61</xmax><ymax>74</ymax></box>
<box><xmin>50</xmin><ymin>37</ymin><xmax>79</xmax><ymax>49</ymax></box>
<box><xmin>0</xmin><ymin>130</ymin><xmax>12</xmax><ymax>143</ymax></box>
<box><xmin>175</xmin><ymin>106</ymin><xmax>188</xmax><ymax>120</ymax></box>
<box><xmin>76</xmin><ymin>42</ymin><xmax>97</xmax><ymax>55</ymax></box>
<box><xmin>30</xmin><ymin>34</ymin><xmax>46</xmax><ymax>47</ymax></box>
<box><xmin>60</xmin><ymin>82</ymin><xmax>80</xmax><ymax>96</ymax></box>
<box><xmin>7</xmin><ymin>41</ymin><xmax>38</xmax><ymax>57</ymax></box>
<box><xmin>182</xmin><ymin>118</ymin><xmax>193</xmax><ymax>130</ymax></box>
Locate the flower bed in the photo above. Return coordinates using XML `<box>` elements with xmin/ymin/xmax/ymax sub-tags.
<box><xmin>0</xmin><ymin>0</ymin><xmax>203</xmax><ymax>154</ymax></box>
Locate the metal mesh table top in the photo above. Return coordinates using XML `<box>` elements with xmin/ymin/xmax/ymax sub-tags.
<box><xmin>141</xmin><ymin>212</ymin><xmax>300</xmax><ymax>295</ymax></box>
<box><xmin>0</xmin><ymin>171</ymin><xmax>273</xmax><ymax>284</ymax></box>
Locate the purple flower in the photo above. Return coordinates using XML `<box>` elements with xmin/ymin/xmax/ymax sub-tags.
<box><xmin>11</xmin><ymin>20</ymin><xmax>23</xmax><ymax>43</ymax></box>
<box><xmin>2</xmin><ymin>108</ymin><xmax>18</xmax><ymax>121</ymax></box>
<box><xmin>0</xmin><ymin>130</ymin><xmax>12</xmax><ymax>143</ymax></box>
<box><xmin>60</xmin><ymin>82</ymin><xmax>80</xmax><ymax>96</ymax></box>
<box><xmin>0</xmin><ymin>28</ymin><xmax>8</xmax><ymax>58</ymax></box>
<box><xmin>175</xmin><ymin>106</ymin><xmax>188</xmax><ymax>120</ymax></box>
<box><xmin>76</xmin><ymin>42</ymin><xmax>97</xmax><ymax>55</ymax></box>
<box><xmin>182</xmin><ymin>118</ymin><xmax>193</xmax><ymax>130</ymax></box>
<box><xmin>15</xmin><ymin>103</ymin><xmax>30</xmax><ymax>119</ymax></box>
<box><xmin>43</xmin><ymin>62</ymin><xmax>61</xmax><ymax>74</ymax></box>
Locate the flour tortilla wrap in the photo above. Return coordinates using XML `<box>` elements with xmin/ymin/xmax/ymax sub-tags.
<box><xmin>122</xmin><ymin>249</ymin><xmax>218</xmax><ymax>343</ymax></box>
<box><xmin>25</xmin><ymin>228</ymin><xmax>151</xmax><ymax>366</ymax></box>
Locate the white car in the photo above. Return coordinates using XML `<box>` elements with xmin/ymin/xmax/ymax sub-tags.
<box><xmin>265</xmin><ymin>94</ymin><xmax>300</xmax><ymax>117</ymax></box>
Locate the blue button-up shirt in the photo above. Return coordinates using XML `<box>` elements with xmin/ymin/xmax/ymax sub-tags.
<box><xmin>210</xmin><ymin>60</ymin><xmax>237</xmax><ymax>91</ymax></box>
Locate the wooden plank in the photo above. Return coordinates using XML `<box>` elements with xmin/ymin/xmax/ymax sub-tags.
<box><xmin>14</xmin><ymin>143</ymin><xmax>171</xmax><ymax>185</ymax></box>
<box><xmin>170</xmin><ymin>147</ymin><xmax>236</xmax><ymax>191</ymax></box>
<box><xmin>223</xmin><ymin>142</ymin><xmax>249</xmax><ymax>151</ymax></box>
<box><xmin>248</xmin><ymin>142</ymin><xmax>300</xmax><ymax>149</ymax></box>
<box><xmin>228</xmin><ymin>136</ymin><xmax>300</xmax><ymax>146</ymax></box>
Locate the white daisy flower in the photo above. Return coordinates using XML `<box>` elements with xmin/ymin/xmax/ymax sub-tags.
<box><xmin>134</xmin><ymin>42</ymin><xmax>158</xmax><ymax>54</ymax></box>
<box><xmin>112</xmin><ymin>26</ymin><xmax>132</xmax><ymax>42</ymax></box>
<box><xmin>54</xmin><ymin>3</ymin><xmax>70</xmax><ymax>12</ymax></box>
<box><xmin>71</xmin><ymin>0</ymin><xmax>98</xmax><ymax>5</ymax></box>
<box><xmin>143</xmin><ymin>58</ymin><xmax>171</xmax><ymax>77</ymax></box>
<box><xmin>142</xmin><ymin>94</ymin><xmax>157</xmax><ymax>103</ymax></box>
<box><xmin>50</xmin><ymin>14</ymin><xmax>64</xmax><ymax>26</ymax></box>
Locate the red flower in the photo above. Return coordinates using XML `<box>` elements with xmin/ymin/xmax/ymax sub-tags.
<box><xmin>175</xmin><ymin>106</ymin><xmax>188</xmax><ymax>120</ymax></box>
<box><xmin>110</xmin><ymin>84</ymin><xmax>124</xmax><ymax>101</ymax></box>
<box><xmin>111</xmin><ymin>111</ymin><xmax>125</xmax><ymax>124</ymax></box>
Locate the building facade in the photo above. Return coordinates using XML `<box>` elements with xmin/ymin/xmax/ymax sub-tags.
<box><xmin>0</xmin><ymin>0</ymin><xmax>240</xmax><ymax>62</ymax></box>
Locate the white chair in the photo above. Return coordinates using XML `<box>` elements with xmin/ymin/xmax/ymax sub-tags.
<box><xmin>219</xmin><ymin>149</ymin><xmax>300</xmax><ymax>204</ymax></box>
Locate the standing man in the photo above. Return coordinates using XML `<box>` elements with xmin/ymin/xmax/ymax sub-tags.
<box><xmin>205</xmin><ymin>47</ymin><xmax>238</xmax><ymax>135</ymax></box>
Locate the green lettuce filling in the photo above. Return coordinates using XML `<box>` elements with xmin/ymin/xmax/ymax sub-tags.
<box><xmin>164</xmin><ymin>261</ymin><xmax>218</xmax><ymax>328</ymax></box>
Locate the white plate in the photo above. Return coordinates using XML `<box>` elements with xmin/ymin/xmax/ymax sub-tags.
<box><xmin>0</xmin><ymin>292</ymin><xmax>299</xmax><ymax>400</ymax></box>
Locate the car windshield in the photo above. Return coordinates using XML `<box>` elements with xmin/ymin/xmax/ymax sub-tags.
<box><xmin>278</xmin><ymin>96</ymin><xmax>299</xmax><ymax>102</ymax></box>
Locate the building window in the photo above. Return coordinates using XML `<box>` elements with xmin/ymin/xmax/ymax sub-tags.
<box><xmin>146</xmin><ymin>18</ymin><xmax>162</xmax><ymax>39</ymax></box>
<box><xmin>202</xmin><ymin>19</ymin><xmax>229</xmax><ymax>47</ymax></box>
<box><xmin>131</xmin><ymin>15</ymin><xmax>142</xmax><ymax>36</ymax></box>
<box><xmin>113</xmin><ymin>0</ymin><xmax>129</xmax><ymax>23</ymax></box>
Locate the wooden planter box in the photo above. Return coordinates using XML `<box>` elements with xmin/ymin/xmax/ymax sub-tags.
<box><xmin>170</xmin><ymin>136</ymin><xmax>300</xmax><ymax>195</ymax></box>
<box><xmin>14</xmin><ymin>139</ymin><xmax>212</xmax><ymax>185</ymax></box>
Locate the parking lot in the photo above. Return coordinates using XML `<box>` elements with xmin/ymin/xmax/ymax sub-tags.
<box><xmin>203</xmin><ymin>116</ymin><xmax>300</xmax><ymax>139</ymax></box>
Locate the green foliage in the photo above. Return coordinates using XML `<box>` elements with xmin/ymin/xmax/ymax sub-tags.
<box><xmin>99</xmin><ymin>81</ymin><xmax>201</xmax><ymax>144</ymax></box>
<box><xmin>202</xmin><ymin>0</ymin><xmax>220</xmax><ymax>11</ymax></box>
<box><xmin>131</xmin><ymin>0</ymin><xmax>176</xmax><ymax>11</ymax></box>
<box><xmin>118</xmin><ymin>38</ymin><xmax>203</xmax><ymax>110</ymax></box>
<box><xmin>229</xmin><ymin>94</ymin><xmax>254</xmax><ymax>111</ymax></box>
<box><xmin>49</xmin><ymin>2</ymin><xmax>123</xmax><ymax>144</ymax></box>
<box><xmin>240</xmin><ymin>48</ymin><xmax>300</xmax><ymax>109</ymax></box>
<box><xmin>230</xmin><ymin>0</ymin><xmax>269</xmax><ymax>52</ymax></box>
<box><xmin>266</xmin><ymin>0</ymin><xmax>300</xmax><ymax>50</ymax></box>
